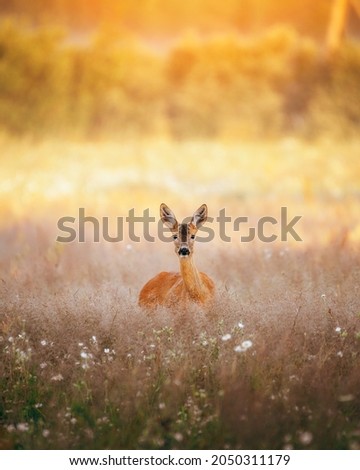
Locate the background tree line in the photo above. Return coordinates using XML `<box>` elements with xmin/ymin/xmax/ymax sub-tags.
<box><xmin>0</xmin><ymin>0</ymin><xmax>359</xmax><ymax>139</ymax></box>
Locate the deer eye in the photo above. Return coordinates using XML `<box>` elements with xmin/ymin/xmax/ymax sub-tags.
<box><xmin>190</xmin><ymin>234</ymin><xmax>195</xmax><ymax>239</ymax></box>
<box><xmin>173</xmin><ymin>234</ymin><xmax>178</xmax><ymax>240</ymax></box>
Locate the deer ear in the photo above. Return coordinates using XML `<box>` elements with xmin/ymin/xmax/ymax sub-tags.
<box><xmin>191</xmin><ymin>204</ymin><xmax>208</xmax><ymax>229</ymax></box>
<box><xmin>160</xmin><ymin>203</ymin><xmax>178</xmax><ymax>231</ymax></box>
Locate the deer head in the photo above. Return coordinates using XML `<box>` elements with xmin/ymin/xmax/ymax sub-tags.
<box><xmin>160</xmin><ymin>203</ymin><xmax>208</xmax><ymax>258</ymax></box>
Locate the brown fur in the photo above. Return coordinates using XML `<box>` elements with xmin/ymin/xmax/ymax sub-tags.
<box><xmin>138</xmin><ymin>270</ymin><xmax>215</xmax><ymax>309</ymax></box>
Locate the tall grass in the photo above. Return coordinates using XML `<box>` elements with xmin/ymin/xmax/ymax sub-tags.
<box><xmin>0</xmin><ymin>230</ymin><xmax>359</xmax><ymax>449</ymax></box>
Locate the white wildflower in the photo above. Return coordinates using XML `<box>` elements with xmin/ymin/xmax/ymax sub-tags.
<box><xmin>234</xmin><ymin>340</ymin><xmax>253</xmax><ymax>353</ymax></box>
<box><xmin>51</xmin><ymin>374</ymin><xmax>64</xmax><ymax>382</ymax></box>
<box><xmin>17</xmin><ymin>422</ymin><xmax>29</xmax><ymax>432</ymax></box>
<box><xmin>221</xmin><ymin>334</ymin><xmax>232</xmax><ymax>342</ymax></box>
<box><xmin>299</xmin><ymin>431</ymin><xmax>313</xmax><ymax>445</ymax></box>
<box><xmin>173</xmin><ymin>432</ymin><xmax>183</xmax><ymax>442</ymax></box>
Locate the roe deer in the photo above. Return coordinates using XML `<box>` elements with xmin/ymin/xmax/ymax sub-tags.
<box><xmin>139</xmin><ymin>203</ymin><xmax>215</xmax><ymax>309</ymax></box>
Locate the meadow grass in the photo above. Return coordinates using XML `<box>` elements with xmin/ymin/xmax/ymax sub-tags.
<box><xmin>0</xmin><ymin>137</ymin><xmax>359</xmax><ymax>449</ymax></box>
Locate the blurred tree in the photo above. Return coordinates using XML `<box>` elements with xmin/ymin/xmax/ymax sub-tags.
<box><xmin>326</xmin><ymin>0</ymin><xmax>360</xmax><ymax>54</ymax></box>
<box><xmin>326</xmin><ymin>0</ymin><xmax>350</xmax><ymax>54</ymax></box>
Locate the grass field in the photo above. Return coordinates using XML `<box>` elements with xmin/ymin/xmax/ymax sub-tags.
<box><xmin>0</xmin><ymin>137</ymin><xmax>360</xmax><ymax>449</ymax></box>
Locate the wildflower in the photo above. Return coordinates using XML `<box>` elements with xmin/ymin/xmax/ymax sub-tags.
<box><xmin>104</xmin><ymin>348</ymin><xmax>110</xmax><ymax>354</ymax></box>
<box><xmin>51</xmin><ymin>374</ymin><xmax>64</xmax><ymax>382</ymax></box>
<box><xmin>335</xmin><ymin>327</ymin><xmax>341</xmax><ymax>333</ymax></box>
<box><xmin>337</xmin><ymin>351</ymin><xmax>343</xmax><ymax>358</ymax></box>
<box><xmin>42</xmin><ymin>429</ymin><xmax>50</xmax><ymax>438</ymax></box>
<box><xmin>17</xmin><ymin>422</ymin><xmax>29</xmax><ymax>432</ymax></box>
<box><xmin>91</xmin><ymin>336</ymin><xmax>97</xmax><ymax>344</ymax></box>
<box><xmin>6</xmin><ymin>424</ymin><xmax>15</xmax><ymax>433</ymax></box>
<box><xmin>173</xmin><ymin>432</ymin><xmax>183</xmax><ymax>442</ymax></box>
<box><xmin>80</xmin><ymin>351</ymin><xmax>89</xmax><ymax>359</ymax></box>
<box><xmin>40</xmin><ymin>362</ymin><xmax>47</xmax><ymax>369</ymax></box>
<box><xmin>221</xmin><ymin>334</ymin><xmax>232</xmax><ymax>342</ymax></box>
<box><xmin>40</xmin><ymin>340</ymin><xmax>47</xmax><ymax>346</ymax></box>
<box><xmin>237</xmin><ymin>322</ymin><xmax>244</xmax><ymax>329</ymax></box>
<box><xmin>15</xmin><ymin>348</ymin><xmax>31</xmax><ymax>362</ymax></box>
<box><xmin>299</xmin><ymin>431</ymin><xmax>313</xmax><ymax>445</ymax></box>
<box><xmin>234</xmin><ymin>340</ymin><xmax>253</xmax><ymax>353</ymax></box>
<box><xmin>159</xmin><ymin>402</ymin><xmax>166</xmax><ymax>410</ymax></box>
<box><xmin>96</xmin><ymin>417</ymin><xmax>109</xmax><ymax>424</ymax></box>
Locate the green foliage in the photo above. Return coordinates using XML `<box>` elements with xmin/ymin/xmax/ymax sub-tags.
<box><xmin>0</xmin><ymin>21</ymin><xmax>359</xmax><ymax>138</ymax></box>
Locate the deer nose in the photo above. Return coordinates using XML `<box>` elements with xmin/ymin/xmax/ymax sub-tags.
<box><xmin>178</xmin><ymin>247</ymin><xmax>190</xmax><ymax>256</ymax></box>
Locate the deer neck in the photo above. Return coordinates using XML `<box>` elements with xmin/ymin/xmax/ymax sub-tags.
<box><xmin>179</xmin><ymin>256</ymin><xmax>205</xmax><ymax>300</ymax></box>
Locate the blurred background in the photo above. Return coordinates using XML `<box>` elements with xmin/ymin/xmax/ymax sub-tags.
<box><xmin>1</xmin><ymin>0</ymin><xmax>360</xmax><ymax>139</ymax></box>
<box><xmin>0</xmin><ymin>0</ymin><xmax>359</xmax><ymax>247</ymax></box>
